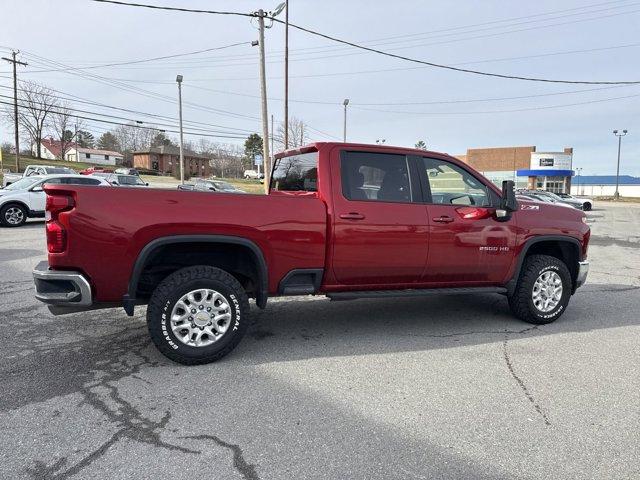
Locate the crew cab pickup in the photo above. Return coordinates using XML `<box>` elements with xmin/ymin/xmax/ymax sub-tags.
<box><xmin>33</xmin><ymin>143</ymin><xmax>590</xmax><ymax>364</ymax></box>
<box><xmin>2</xmin><ymin>164</ymin><xmax>75</xmax><ymax>187</ymax></box>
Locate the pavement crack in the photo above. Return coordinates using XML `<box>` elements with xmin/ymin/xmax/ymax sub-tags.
<box><xmin>24</xmin><ymin>342</ymin><xmax>196</xmax><ymax>479</ymax></box>
<box><xmin>184</xmin><ymin>434</ymin><xmax>260</xmax><ymax>480</ymax></box>
<box><xmin>502</xmin><ymin>331</ymin><xmax>551</xmax><ymax>426</ymax></box>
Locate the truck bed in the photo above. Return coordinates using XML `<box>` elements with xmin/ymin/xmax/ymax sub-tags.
<box><xmin>44</xmin><ymin>185</ymin><xmax>327</xmax><ymax>302</ymax></box>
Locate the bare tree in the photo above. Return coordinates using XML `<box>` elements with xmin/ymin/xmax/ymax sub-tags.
<box><xmin>273</xmin><ymin>116</ymin><xmax>307</xmax><ymax>153</ymax></box>
<box><xmin>50</xmin><ymin>102</ymin><xmax>77</xmax><ymax>159</ymax></box>
<box><xmin>2</xmin><ymin>81</ymin><xmax>59</xmax><ymax>158</ymax></box>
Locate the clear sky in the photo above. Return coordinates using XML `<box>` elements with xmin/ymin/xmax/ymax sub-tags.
<box><xmin>1</xmin><ymin>0</ymin><xmax>638</xmax><ymax>175</ymax></box>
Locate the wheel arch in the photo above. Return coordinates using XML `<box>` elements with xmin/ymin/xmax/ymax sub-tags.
<box><xmin>506</xmin><ymin>235</ymin><xmax>582</xmax><ymax>296</ymax></box>
<box><xmin>124</xmin><ymin>235</ymin><xmax>268</xmax><ymax>315</ymax></box>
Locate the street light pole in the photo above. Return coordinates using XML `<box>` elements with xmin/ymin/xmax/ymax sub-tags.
<box><xmin>613</xmin><ymin>129</ymin><xmax>628</xmax><ymax>200</ymax></box>
<box><xmin>343</xmin><ymin>99</ymin><xmax>349</xmax><ymax>142</ymax></box>
<box><xmin>176</xmin><ymin>74</ymin><xmax>185</xmax><ymax>185</ymax></box>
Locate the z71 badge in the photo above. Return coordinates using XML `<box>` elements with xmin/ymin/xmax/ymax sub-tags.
<box><xmin>521</xmin><ymin>204</ymin><xmax>540</xmax><ymax>210</ymax></box>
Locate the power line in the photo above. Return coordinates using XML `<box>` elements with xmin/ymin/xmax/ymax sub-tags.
<box><xmin>17</xmin><ymin>51</ymin><xmax>262</xmax><ymax>122</ymax></box>
<box><xmin>0</xmin><ymin>99</ymin><xmax>248</xmax><ymax>139</ymax></box>
<box><xmin>0</xmin><ymin>83</ymin><xmax>255</xmax><ymax>134</ymax></box>
<box><xmin>88</xmin><ymin>0</ymin><xmax>640</xmax><ymax>84</ymax></box>
<box><xmin>350</xmin><ymin>92</ymin><xmax>640</xmax><ymax>115</ymax></box>
<box><xmin>276</xmin><ymin>19</ymin><xmax>640</xmax><ymax>85</ymax></box>
<box><xmin>23</xmin><ymin>41</ymin><xmax>252</xmax><ymax>73</ymax></box>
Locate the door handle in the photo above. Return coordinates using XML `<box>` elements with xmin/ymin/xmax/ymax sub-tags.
<box><xmin>432</xmin><ymin>215</ymin><xmax>454</xmax><ymax>223</ymax></box>
<box><xmin>340</xmin><ymin>212</ymin><xmax>365</xmax><ymax>220</ymax></box>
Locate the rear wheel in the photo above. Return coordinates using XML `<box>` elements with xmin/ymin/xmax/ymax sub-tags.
<box><xmin>583</xmin><ymin>202</ymin><xmax>592</xmax><ymax>211</ymax></box>
<box><xmin>508</xmin><ymin>254</ymin><xmax>572</xmax><ymax>324</ymax></box>
<box><xmin>1</xmin><ymin>203</ymin><xmax>27</xmax><ymax>227</ymax></box>
<box><xmin>147</xmin><ymin>265</ymin><xmax>249</xmax><ymax>364</ymax></box>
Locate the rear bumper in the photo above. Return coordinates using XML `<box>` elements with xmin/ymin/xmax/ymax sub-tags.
<box><xmin>33</xmin><ymin>261</ymin><xmax>92</xmax><ymax>308</ymax></box>
<box><xmin>576</xmin><ymin>260</ymin><xmax>589</xmax><ymax>289</ymax></box>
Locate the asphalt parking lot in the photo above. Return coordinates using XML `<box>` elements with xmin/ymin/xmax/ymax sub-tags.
<box><xmin>0</xmin><ymin>202</ymin><xmax>638</xmax><ymax>479</ymax></box>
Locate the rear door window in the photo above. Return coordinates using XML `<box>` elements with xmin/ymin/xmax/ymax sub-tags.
<box><xmin>271</xmin><ymin>152</ymin><xmax>318</xmax><ymax>192</ymax></box>
<box><xmin>341</xmin><ymin>151</ymin><xmax>412</xmax><ymax>203</ymax></box>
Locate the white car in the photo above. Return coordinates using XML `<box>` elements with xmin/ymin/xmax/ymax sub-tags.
<box><xmin>0</xmin><ymin>174</ymin><xmax>110</xmax><ymax>227</ymax></box>
<box><xmin>243</xmin><ymin>169</ymin><xmax>264</xmax><ymax>180</ymax></box>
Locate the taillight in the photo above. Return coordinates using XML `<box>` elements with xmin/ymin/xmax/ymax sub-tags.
<box><xmin>46</xmin><ymin>194</ymin><xmax>74</xmax><ymax>214</ymax></box>
<box><xmin>46</xmin><ymin>221</ymin><xmax>66</xmax><ymax>253</ymax></box>
<box><xmin>45</xmin><ymin>192</ymin><xmax>74</xmax><ymax>253</ymax></box>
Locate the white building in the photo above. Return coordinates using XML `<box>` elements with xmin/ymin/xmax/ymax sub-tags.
<box><xmin>571</xmin><ymin>175</ymin><xmax>640</xmax><ymax>197</ymax></box>
<box><xmin>65</xmin><ymin>147</ymin><xmax>124</xmax><ymax>166</ymax></box>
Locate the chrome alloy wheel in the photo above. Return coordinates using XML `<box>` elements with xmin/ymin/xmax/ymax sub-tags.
<box><xmin>532</xmin><ymin>271</ymin><xmax>563</xmax><ymax>313</ymax></box>
<box><xmin>170</xmin><ymin>288</ymin><xmax>232</xmax><ymax>347</ymax></box>
<box><xmin>5</xmin><ymin>206</ymin><xmax>24</xmax><ymax>225</ymax></box>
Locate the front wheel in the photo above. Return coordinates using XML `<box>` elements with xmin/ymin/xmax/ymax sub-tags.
<box><xmin>508</xmin><ymin>254</ymin><xmax>572</xmax><ymax>324</ymax></box>
<box><xmin>1</xmin><ymin>203</ymin><xmax>27</xmax><ymax>227</ymax></box>
<box><xmin>147</xmin><ymin>265</ymin><xmax>250</xmax><ymax>365</ymax></box>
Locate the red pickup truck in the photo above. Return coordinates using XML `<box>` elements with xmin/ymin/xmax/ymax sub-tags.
<box><xmin>33</xmin><ymin>143</ymin><xmax>590</xmax><ymax>364</ymax></box>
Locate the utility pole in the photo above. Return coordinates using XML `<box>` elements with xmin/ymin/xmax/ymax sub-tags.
<box><xmin>2</xmin><ymin>51</ymin><xmax>28</xmax><ymax>169</ymax></box>
<box><xmin>176</xmin><ymin>75</ymin><xmax>185</xmax><ymax>185</ymax></box>
<box><xmin>613</xmin><ymin>129</ymin><xmax>628</xmax><ymax>200</ymax></box>
<box><xmin>284</xmin><ymin>0</ymin><xmax>289</xmax><ymax>149</ymax></box>
<box><xmin>270</xmin><ymin>114</ymin><xmax>274</xmax><ymax>168</ymax></box>
<box><xmin>257</xmin><ymin>9</ymin><xmax>271</xmax><ymax>194</ymax></box>
<box><xmin>342</xmin><ymin>99</ymin><xmax>349</xmax><ymax>142</ymax></box>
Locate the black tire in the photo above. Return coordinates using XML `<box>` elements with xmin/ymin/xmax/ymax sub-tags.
<box><xmin>508</xmin><ymin>254</ymin><xmax>572</xmax><ymax>324</ymax></box>
<box><xmin>0</xmin><ymin>203</ymin><xmax>27</xmax><ymax>227</ymax></box>
<box><xmin>147</xmin><ymin>265</ymin><xmax>250</xmax><ymax>365</ymax></box>
<box><xmin>583</xmin><ymin>202</ymin><xmax>592</xmax><ymax>211</ymax></box>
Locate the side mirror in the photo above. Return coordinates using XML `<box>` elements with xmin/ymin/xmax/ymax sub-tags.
<box><xmin>496</xmin><ymin>180</ymin><xmax>518</xmax><ymax>220</ymax></box>
<box><xmin>31</xmin><ymin>186</ymin><xmax>43</xmax><ymax>192</ymax></box>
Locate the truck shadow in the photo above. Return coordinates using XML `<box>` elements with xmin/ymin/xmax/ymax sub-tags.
<box><xmin>237</xmin><ymin>282</ymin><xmax>640</xmax><ymax>364</ymax></box>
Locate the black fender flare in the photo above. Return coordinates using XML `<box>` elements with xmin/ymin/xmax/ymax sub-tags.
<box><xmin>123</xmin><ymin>235</ymin><xmax>269</xmax><ymax>315</ymax></box>
<box><xmin>505</xmin><ymin>235</ymin><xmax>582</xmax><ymax>296</ymax></box>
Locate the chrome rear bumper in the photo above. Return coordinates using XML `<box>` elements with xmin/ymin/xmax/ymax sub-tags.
<box><xmin>33</xmin><ymin>261</ymin><xmax>92</xmax><ymax>307</ymax></box>
<box><xmin>576</xmin><ymin>260</ymin><xmax>589</xmax><ymax>289</ymax></box>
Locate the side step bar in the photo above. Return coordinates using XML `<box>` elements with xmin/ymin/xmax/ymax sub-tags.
<box><xmin>327</xmin><ymin>286</ymin><xmax>507</xmax><ymax>301</ymax></box>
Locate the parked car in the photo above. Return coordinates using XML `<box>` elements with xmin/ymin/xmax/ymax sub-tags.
<box><xmin>114</xmin><ymin>168</ymin><xmax>140</xmax><ymax>176</ymax></box>
<box><xmin>2</xmin><ymin>165</ymin><xmax>76</xmax><ymax>187</ymax></box>
<box><xmin>33</xmin><ymin>142</ymin><xmax>590</xmax><ymax>365</ymax></box>
<box><xmin>243</xmin><ymin>169</ymin><xmax>264</xmax><ymax>180</ymax></box>
<box><xmin>179</xmin><ymin>178</ymin><xmax>245</xmax><ymax>193</ymax></box>
<box><xmin>516</xmin><ymin>190</ymin><xmax>575</xmax><ymax>209</ymax></box>
<box><xmin>555</xmin><ymin>192</ymin><xmax>593</xmax><ymax>211</ymax></box>
<box><xmin>106</xmin><ymin>174</ymin><xmax>149</xmax><ymax>187</ymax></box>
<box><xmin>79</xmin><ymin>166</ymin><xmax>113</xmax><ymax>175</ymax></box>
<box><xmin>0</xmin><ymin>174</ymin><xmax>110</xmax><ymax>227</ymax></box>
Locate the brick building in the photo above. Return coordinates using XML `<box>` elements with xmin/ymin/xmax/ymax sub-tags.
<box><xmin>456</xmin><ymin>146</ymin><xmax>574</xmax><ymax>193</ymax></box>
<box><xmin>132</xmin><ymin>145</ymin><xmax>211</xmax><ymax>177</ymax></box>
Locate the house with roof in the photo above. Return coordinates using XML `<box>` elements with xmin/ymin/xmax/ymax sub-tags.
<box><xmin>65</xmin><ymin>146</ymin><xmax>124</xmax><ymax>166</ymax></box>
<box><xmin>34</xmin><ymin>138</ymin><xmax>76</xmax><ymax>160</ymax></box>
<box><xmin>132</xmin><ymin>145</ymin><xmax>211</xmax><ymax>177</ymax></box>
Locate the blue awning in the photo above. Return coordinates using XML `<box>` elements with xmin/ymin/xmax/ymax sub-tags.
<box><xmin>516</xmin><ymin>169</ymin><xmax>574</xmax><ymax>177</ymax></box>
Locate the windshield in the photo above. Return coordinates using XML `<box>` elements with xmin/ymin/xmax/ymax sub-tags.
<box><xmin>213</xmin><ymin>181</ymin><xmax>235</xmax><ymax>190</ymax></box>
<box><xmin>4</xmin><ymin>177</ymin><xmax>41</xmax><ymax>190</ymax></box>
<box><xmin>542</xmin><ymin>191</ymin><xmax>563</xmax><ymax>201</ymax></box>
<box><xmin>46</xmin><ymin>167</ymin><xmax>74</xmax><ymax>174</ymax></box>
<box><xmin>117</xmin><ymin>175</ymin><xmax>145</xmax><ymax>186</ymax></box>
